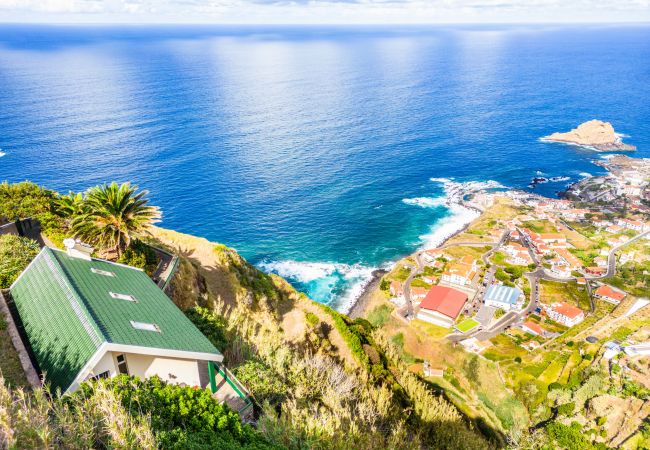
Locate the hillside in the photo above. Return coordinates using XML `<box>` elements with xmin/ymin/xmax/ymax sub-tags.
<box><xmin>148</xmin><ymin>226</ymin><xmax>495</xmax><ymax>449</ymax></box>
<box><xmin>0</xmin><ymin>181</ymin><xmax>494</xmax><ymax>449</ymax></box>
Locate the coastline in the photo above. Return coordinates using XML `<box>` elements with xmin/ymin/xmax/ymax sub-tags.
<box><xmin>348</xmin><ymin>195</ymin><xmax>485</xmax><ymax>318</ymax></box>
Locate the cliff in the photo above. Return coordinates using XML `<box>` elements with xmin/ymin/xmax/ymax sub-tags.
<box><xmin>543</xmin><ymin>120</ymin><xmax>636</xmax><ymax>151</ymax></box>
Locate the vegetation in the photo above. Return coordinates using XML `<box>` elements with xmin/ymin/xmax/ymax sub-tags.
<box><xmin>117</xmin><ymin>239</ymin><xmax>159</xmax><ymax>276</ymax></box>
<box><xmin>71</xmin><ymin>182</ymin><xmax>160</xmax><ymax>257</ymax></box>
<box><xmin>0</xmin><ymin>374</ymin><xmax>276</xmax><ymax>449</ymax></box>
<box><xmin>0</xmin><ymin>234</ymin><xmax>40</xmax><ymax>288</ymax></box>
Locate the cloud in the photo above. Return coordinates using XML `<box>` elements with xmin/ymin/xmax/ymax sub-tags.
<box><xmin>0</xmin><ymin>0</ymin><xmax>648</xmax><ymax>23</ymax></box>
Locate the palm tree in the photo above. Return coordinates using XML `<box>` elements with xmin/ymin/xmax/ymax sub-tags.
<box><xmin>71</xmin><ymin>182</ymin><xmax>160</xmax><ymax>258</ymax></box>
<box><xmin>55</xmin><ymin>191</ymin><xmax>86</xmax><ymax>219</ymax></box>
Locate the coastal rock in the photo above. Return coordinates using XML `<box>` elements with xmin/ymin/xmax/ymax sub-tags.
<box><xmin>543</xmin><ymin>120</ymin><xmax>636</xmax><ymax>151</ymax></box>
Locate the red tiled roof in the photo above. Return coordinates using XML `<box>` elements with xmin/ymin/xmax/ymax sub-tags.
<box><xmin>595</xmin><ymin>285</ymin><xmax>626</xmax><ymax>302</ymax></box>
<box><xmin>552</xmin><ymin>302</ymin><xmax>583</xmax><ymax>319</ymax></box>
<box><xmin>523</xmin><ymin>321</ymin><xmax>544</xmax><ymax>335</ymax></box>
<box><xmin>411</xmin><ymin>286</ymin><xmax>428</xmax><ymax>297</ymax></box>
<box><xmin>420</xmin><ymin>286</ymin><xmax>468</xmax><ymax>319</ymax></box>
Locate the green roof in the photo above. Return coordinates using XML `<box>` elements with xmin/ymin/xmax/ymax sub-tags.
<box><xmin>10</xmin><ymin>247</ymin><xmax>221</xmax><ymax>392</ymax></box>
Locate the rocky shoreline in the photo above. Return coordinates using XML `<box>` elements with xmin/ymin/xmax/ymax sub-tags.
<box><xmin>542</xmin><ymin>119</ymin><xmax>636</xmax><ymax>152</ymax></box>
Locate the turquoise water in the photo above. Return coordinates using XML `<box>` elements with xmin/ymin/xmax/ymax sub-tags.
<box><xmin>0</xmin><ymin>25</ymin><xmax>649</xmax><ymax>310</ymax></box>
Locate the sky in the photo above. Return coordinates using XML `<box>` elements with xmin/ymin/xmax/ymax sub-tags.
<box><xmin>0</xmin><ymin>0</ymin><xmax>649</xmax><ymax>24</ymax></box>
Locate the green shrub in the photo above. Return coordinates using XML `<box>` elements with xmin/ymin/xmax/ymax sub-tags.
<box><xmin>548</xmin><ymin>382</ymin><xmax>562</xmax><ymax>391</ymax></box>
<box><xmin>117</xmin><ymin>239</ymin><xmax>159</xmax><ymax>275</ymax></box>
<box><xmin>79</xmin><ymin>376</ymin><xmax>277</xmax><ymax>449</ymax></box>
<box><xmin>514</xmin><ymin>357</ymin><xmax>522</xmax><ymax>364</ymax></box>
<box><xmin>0</xmin><ymin>234</ymin><xmax>40</xmax><ymax>288</ymax></box>
<box><xmin>596</xmin><ymin>416</ymin><xmax>607</xmax><ymax>426</ymax></box>
<box><xmin>367</xmin><ymin>304</ymin><xmax>392</xmax><ymax>327</ymax></box>
<box><xmin>233</xmin><ymin>360</ymin><xmax>287</xmax><ymax>405</ymax></box>
<box><xmin>186</xmin><ymin>306</ymin><xmax>229</xmax><ymax>351</ymax></box>
<box><xmin>379</xmin><ymin>278</ymin><xmax>390</xmax><ymax>291</ymax></box>
<box><xmin>557</xmin><ymin>402</ymin><xmax>575</xmax><ymax>416</ymax></box>
<box><xmin>318</xmin><ymin>304</ymin><xmax>370</xmax><ymax>368</ymax></box>
<box><xmin>305</xmin><ymin>312</ymin><xmax>320</xmax><ymax>327</ymax></box>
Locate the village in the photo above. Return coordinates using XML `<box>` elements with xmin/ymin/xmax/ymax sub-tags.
<box><xmin>377</xmin><ymin>154</ymin><xmax>650</xmax><ymax>384</ymax></box>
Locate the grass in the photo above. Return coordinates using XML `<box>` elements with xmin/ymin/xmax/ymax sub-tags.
<box><xmin>0</xmin><ymin>315</ymin><xmax>28</xmax><ymax>388</ymax></box>
<box><xmin>540</xmin><ymin>280</ymin><xmax>591</xmax><ymax>312</ymax></box>
<box><xmin>483</xmin><ymin>334</ymin><xmax>527</xmax><ymax>361</ymax></box>
<box><xmin>411</xmin><ymin>319</ymin><xmax>452</xmax><ymax>339</ymax></box>
<box><xmin>456</xmin><ymin>318</ymin><xmax>480</xmax><ymax>333</ymax></box>
<box><xmin>367</xmin><ymin>304</ymin><xmax>393</xmax><ymax>327</ymax></box>
<box><xmin>522</xmin><ymin>220</ymin><xmax>557</xmax><ymax>234</ymax></box>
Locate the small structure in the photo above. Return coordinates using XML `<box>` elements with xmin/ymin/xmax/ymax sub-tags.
<box><xmin>545</xmin><ymin>302</ymin><xmax>585</xmax><ymax>327</ymax></box>
<box><xmin>521</xmin><ymin>321</ymin><xmax>545</xmax><ymax>337</ymax></box>
<box><xmin>594</xmin><ymin>285</ymin><xmax>626</xmax><ymax>305</ymax></box>
<box><xmin>416</xmin><ymin>286</ymin><xmax>468</xmax><ymax>328</ymax></box>
<box><xmin>10</xmin><ymin>247</ymin><xmax>224</xmax><ymax>394</ymax></box>
<box><xmin>483</xmin><ymin>284</ymin><xmax>523</xmax><ymax>311</ymax></box>
<box><xmin>390</xmin><ymin>281</ymin><xmax>404</xmax><ymax>298</ymax></box>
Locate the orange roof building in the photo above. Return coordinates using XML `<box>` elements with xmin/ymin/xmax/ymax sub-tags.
<box><xmin>546</xmin><ymin>302</ymin><xmax>585</xmax><ymax>327</ymax></box>
<box><xmin>594</xmin><ymin>285</ymin><xmax>626</xmax><ymax>304</ymax></box>
<box><xmin>417</xmin><ymin>286</ymin><xmax>468</xmax><ymax>328</ymax></box>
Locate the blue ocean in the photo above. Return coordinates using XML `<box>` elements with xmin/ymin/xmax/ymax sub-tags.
<box><xmin>1</xmin><ymin>25</ymin><xmax>649</xmax><ymax>310</ymax></box>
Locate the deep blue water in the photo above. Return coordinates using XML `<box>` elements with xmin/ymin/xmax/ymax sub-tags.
<box><xmin>1</xmin><ymin>25</ymin><xmax>649</xmax><ymax>310</ymax></box>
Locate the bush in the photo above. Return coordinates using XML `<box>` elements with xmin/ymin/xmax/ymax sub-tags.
<box><xmin>186</xmin><ymin>306</ymin><xmax>229</xmax><ymax>351</ymax></box>
<box><xmin>379</xmin><ymin>278</ymin><xmax>390</xmax><ymax>291</ymax></box>
<box><xmin>79</xmin><ymin>376</ymin><xmax>276</xmax><ymax>449</ymax></box>
<box><xmin>117</xmin><ymin>239</ymin><xmax>159</xmax><ymax>275</ymax></box>
<box><xmin>0</xmin><ymin>181</ymin><xmax>56</xmax><ymax>220</ymax></box>
<box><xmin>318</xmin><ymin>304</ymin><xmax>370</xmax><ymax>368</ymax></box>
<box><xmin>557</xmin><ymin>402</ymin><xmax>575</xmax><ymax>416</ymax></box>
<box><xmin>305</xmin><ymin>312</ymin><xmax>320</xmax><ymax>327</ymax></box>
<box><xmin>233</xmin><ymin>360</ymin><xmax>288</xmax><ymax>405</ymax></box>
<box><xmin>548</xmin><ymin>382</ymin><xmax>563</xmax><ymax>391</ymax></box>
<box><xmin>514</xmin><ymin>356</ymin><xmax>522</xmax><ymax>364</ymax></box>
<box><xmin>367</xmin><ymin>304</ymin><xmax>392</xmax><ymax>327</ymax></box>
<box><xmin>583</xmin><ymin>354</ymin><xmax>593</xmax><ymax>361</ymax></box>
<box><xmin>0</xmin><ymin>234</ymin><xmax>40</xmax><ymax>288</ymax></box>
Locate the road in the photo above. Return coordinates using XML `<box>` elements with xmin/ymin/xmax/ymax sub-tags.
<box><xmin>401</xmin><ymin>238</ymin><xmax>502</xmax><ymax>319</ymax></box>
<box><xmin>585</xmin><ymin>229</ymin><xmax>650</xmax><ymax>280</ymax></box>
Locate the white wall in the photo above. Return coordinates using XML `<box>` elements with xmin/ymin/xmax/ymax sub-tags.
<box><xmin>416</xmin><ymin>309</ymin><xmax>453</xmax><ymax>328</ymax></box>
<box><xmin>89</xmin><ymin>352</ymin><xmax>203</xmax><ymax>388</ymax></box>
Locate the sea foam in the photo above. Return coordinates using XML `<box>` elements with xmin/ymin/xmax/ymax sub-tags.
<box><xmin>258</xmin><ymin>259</ymin><xmax>376</xmax><ymax>313</ymax></box>
<box><xmin>402</xmin><ymin>197</ymin><xmax>446</xmax><ymax>208</ymax></box>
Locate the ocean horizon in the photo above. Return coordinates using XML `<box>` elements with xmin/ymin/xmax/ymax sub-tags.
<box><xmin>1</xmin><ymin>24</ymin><xmax>649</xmax><ymax>311</ymax></box>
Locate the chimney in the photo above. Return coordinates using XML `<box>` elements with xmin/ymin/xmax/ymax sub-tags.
<box><xmin>63</xmin><ymin>238</ymin><xmax>94</xmax><ymax>261</ymax></box>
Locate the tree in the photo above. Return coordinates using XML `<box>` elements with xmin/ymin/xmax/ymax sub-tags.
<box><xmin>0</xmin><ymin>235</ymin><xmax>40</xmax><ymax>288</ymax></box>
<box><xmin>54</xmin><ymin>191</ymin><xmax>86</xmax><ymax>219</ymax></box>
<box><xmin>71</xmin><ymin>182</ymin><xmax>160</xmax><ymax>258</ymax></box>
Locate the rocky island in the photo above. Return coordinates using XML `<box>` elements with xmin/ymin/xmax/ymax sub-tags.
<box><xmin>542</xmin><ymin>119</ymin><xmax>636</xmax><ymax>151</ymax></box>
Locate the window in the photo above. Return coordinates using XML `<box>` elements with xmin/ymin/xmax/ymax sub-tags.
<box><xmin>91</xmin><ymin>268</ymin><xmax>115</xmax><ymax>277</ymax></box>
<box><xmin>88</xmin><ymin>370</ymin><xmax>110</xmax><ymax>381</ymax></box>
<box><xmin>130</xmin><ymin>320</ymin><xmax>161</xmax><ymax>332</ymax></box>
<box><xmin>109</xmin><ymin>292</ymin><xmax>137</xmax><ymax>302</ymax></box>
<box><xmin>116</xmin><ymin>354</ymin><xmax>129</xmax><ymax>375</ymax></box>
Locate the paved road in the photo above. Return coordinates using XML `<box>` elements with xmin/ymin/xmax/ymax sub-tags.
<box><xmin>402</xmin><ymin>252</ymin><xmax>427</xmax><ymax>319</ymax></box>
<box><xmin>585</xmin><ymin>230</ymin><xmax>650</xmax><ymax>280</ymax></box>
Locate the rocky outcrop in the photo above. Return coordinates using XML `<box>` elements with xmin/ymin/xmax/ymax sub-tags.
<box><xmin>543</xmin><ymin>120</ymin><xmax>636</xmax><ymax>151</ymax></box>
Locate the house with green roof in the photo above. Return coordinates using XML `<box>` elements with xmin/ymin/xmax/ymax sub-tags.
<box><xmin>10</xmin><ymin>244</ymin><xmax>224</xmax><ymax>394</ymax></box>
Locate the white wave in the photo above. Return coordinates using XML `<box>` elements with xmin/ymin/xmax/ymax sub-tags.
<box><xmin>549</xmin><ymin>176</ymin><xmax>570</xmax><ymax>182</ymax></box>
<box><xmin>402</xmin><ymin>197</ymin><xmax>446</xmax><ymax>208</ymax></box>
<box><xmin>419</xmin><ymin>203</ymin><xmax>480</xmax><ymax>249</ymax></box>
<box><xmin>430</xmin><ymin>177</ymin><xmax>452</xmax><ymax>183</ymax></box>
<box><xmin>258</xmin><ymin>259</ymin><xmax>376</xmax><ymax>314</ymax></box>
<box><xmin>536</xmin><ymin>170</ymin><xmax>545</xmax><ymax>176</ymax></box>
<box><xmin>0</xmin><ymin>151</ymin><xmax>5</xmax><ymax>158</ymax></box>
<box><xmin>579</xmin><ymin>172</ymin><xmax>592</xmax><ymax>178</ymax></box>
